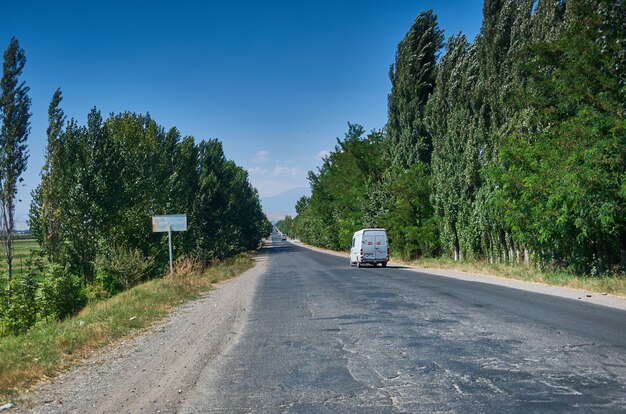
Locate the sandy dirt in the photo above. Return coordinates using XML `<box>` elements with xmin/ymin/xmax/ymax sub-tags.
<box><xmin>15</xmin><ymin>253</ymin><xmax>268</xmax><ymax>414</ymax></box>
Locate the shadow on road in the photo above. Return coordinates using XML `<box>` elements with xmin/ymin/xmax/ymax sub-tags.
<box><xmin>262</xmin><ymin>240</ymin><xmax>299</xmax><ymax>256</ymax></box>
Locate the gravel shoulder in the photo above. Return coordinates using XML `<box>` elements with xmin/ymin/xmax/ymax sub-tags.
<box><xmin>16</xmin><ymin>253</ymin><xmax>268</xmax><ymax>414</ymax></box>
<box><xmin>292</xmin><ymin>240</ymin><xmax>626</xmax><ymax>312</ymax></box>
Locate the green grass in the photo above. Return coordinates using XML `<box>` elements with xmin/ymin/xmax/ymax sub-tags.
<box><xmin>0</xmin><ymin>239</ymin><xmax>45</xmax><ymax>285</ymax></box>
<box><xmin>400</xmin><ymin>256</ymin><xmax>626</xmax><ymax>297</ymax></box>
<box><xmin>0</xmin><ymin>253</ymin><xmax>255</xmax><ymax>401</ymax></box>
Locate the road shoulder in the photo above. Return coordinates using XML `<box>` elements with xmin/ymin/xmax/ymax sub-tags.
<box><xmin>16</xmin><ymin>253</ymin><xmax>268</xmax><ymax>414</ymax></box>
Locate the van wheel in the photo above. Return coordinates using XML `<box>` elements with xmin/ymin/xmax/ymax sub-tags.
<box><xmin>382</xmin><ymin>262</ymin><xmax>387</xmax><ymax>268</ymax></box>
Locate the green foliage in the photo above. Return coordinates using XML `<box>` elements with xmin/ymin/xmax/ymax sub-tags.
<box><xmin>293</xmin><ymin>124</ymin><xmax>385</xmax><ymax>249</ymax></box>
<box><xmin>35</xmin><ymin>88</ymin><xmax>65</xmax><ymax>263</ymax></box>
<box><xmin>28</xmin><ymin>108</ymin><xmax>268</xmax><ymax>284</ymax></box>
<box><xmin>386</xmin><ymin>10</ymin><xmax>444</xmax><ymax>168</ymax></box>
<box><xmin>494</xmin><ymin>0</ymin><xmax>626</xmax><ymax>273</ymax></box>
<box><xmin>427</xmin><ymin>34</ymin><xmax>472</xmax><ymax>260</ymax></box>
<box><xmin>168</xmin><ymin>135</ymin><xmax>200</xmax><ymax>255</ymax></box>
<box><xmin>37</xmin><ymin>264</ymin><xmax>86</xmax><ymax>322</ymax></box>
<box><xmin>381</xmin><ymin>163</ymin><xmax>440</xmax><ymax>259</ymax></box>
<box><xmin>0</xmin><ymin>37</ymin><xmax>31</xmax><ymax>283</ymax></box>
<box><xmin>379</xmin><ymin>9</ymin><xmax>443</xmax><ymax>259</ymax></box>
<box><xmin>276</xmin><ymin>215</ymin><xmax>294</xmax><ymax>236</ymax></box>
<box><xmin>96</xmin><ymin>244</ymin><xmax>154</xmax><ymax>292</ymax></box>
<box><xmin>193</xmin><ymin>140</ymin><xmax>257</xmax><ymax>258</ymax></box>
<box><xmin>294</xmin><ymin>2</ymin><xmax>624</xmax><ymax>275</ymax></box>
<box><xmin>0</xmin><ymin>266</ymin><xmax>38</xmax><ymax>336</ymax></box>
<box><xmin>1</xmin><ymin>40</ymin><xmax>268</xmax><ymax>338</ymax></box>
<box><xmin>0</xmin><ymin>254</ymin><xmax>254</xmax><ymax>399</ymax></box>
<box><xmin>28</xmin><ymin>185</ymin><xmax>43</xmax><ymax>249</ymax></box>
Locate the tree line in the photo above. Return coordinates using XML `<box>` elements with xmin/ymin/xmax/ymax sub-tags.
<box><xmin>0</xmin><ymin>38</ymin><xmax>271</xmax><ymax>336</ymax></box>
<box><xmin>278</xmin><ymin>0</ymin><xmax>625</xmax><ymax>275</ymax></box>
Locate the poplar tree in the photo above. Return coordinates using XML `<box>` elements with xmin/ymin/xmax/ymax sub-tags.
<box><xmin>497</xmin><ymin>0</ymin><xmax>626</xmax><ymax>272</ymax></box>
<box><xmin>382</xmin><ymin>10</ymin><xmax>444</xmax><ymax>259</ymax></box>
<box><xmin>39</xmin><ymin>88</ymin><xmax>65</xmax><ymax>261</ymax></box>
<box><xmin>386</xmin><ymin>10</ymin><xmax>443</xmax><ymax>168</ymax></box>
<box><xmin>168</xmin><ymin>134</ymin><xmax>199</xmax><ymax>255</ymax></box>
<box><xmin>428</xmin><ymin>34</ymin><xmax>473</xmax><ymax>261</ymax></box>
<box><xmin>0</xmin><ymin>37</ymin><xmax>31</xmax><ymax>283</ymax></box>
<box><xmin>194</xmin><ymin>139</ymin><xmax>233</xmax><ymax>259</ymax></box>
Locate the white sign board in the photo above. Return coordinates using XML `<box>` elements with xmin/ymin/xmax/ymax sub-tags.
<box><xmin>152</xmin><ymin>214</ymin><xmax>188</xmax><ymax>277</ymax></box>
<box><xmin>152</xmin><ymin>214</ymin><xmax>187</xmax><ymax>232</ymax></box>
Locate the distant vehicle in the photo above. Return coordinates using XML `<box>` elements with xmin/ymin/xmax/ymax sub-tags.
<box><xmin>281</xmin><ymin>234</ymin><xmax>287</xmax><ymax>241</ymax></box>
<box><xmin>350</xmin><ymin>228</ymin><xmax>388</xmax><ymax>268</ymax></box>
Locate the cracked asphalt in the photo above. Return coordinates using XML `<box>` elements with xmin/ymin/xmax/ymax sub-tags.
<box><xmin>182</xmin><ymin>235</ymin><xmax>626</xmax><ymax>413</ymax></box>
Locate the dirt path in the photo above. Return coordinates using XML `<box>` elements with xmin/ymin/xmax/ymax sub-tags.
<box><xmin>16</xmin><ymin>254</ymin><xmax>268</xmax><ymax>414</ymax></box>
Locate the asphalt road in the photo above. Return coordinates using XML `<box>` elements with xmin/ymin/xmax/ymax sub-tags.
<box><xmin>179</xmin><ymin>235</ymin><xmax>626</xmax><ymax>413</ymax></box>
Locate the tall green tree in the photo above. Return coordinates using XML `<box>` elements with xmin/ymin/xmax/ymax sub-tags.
<box><xmin>468</xmin><ymin>0</ymin><xmax>532</xmax><ymax>264</ymax></box>
<box><xmin>302</xmin><ymin>124</ymin><xmax>384</xmax><ymax>249</ymax></box>
<box><xmin>62</xmin><ymin>119</ymin><xmax>98</xmax><ymax>282</ymax></box>
<box><xmin>168</xmin><ymin>134</ymin><xmax>200</xmax><ymax>256</ymax></box>
<box><xmin>386</xmin><ymin>9</ymin><xmax>444</xmax><ymax>168</ymax></box>
<box><xmin>495</xmin><ymin>0</ymin><xmax>626</xmax><ymax>273</ymax></box>
<box><xmin>428</xmin><ymin>34</ymin><xmax>473</xmax><ymax>261</ymax></box>
<box><xmin>37</xmin><ymin>88</ymin><xmax>65</xmax><ymax>261</ymax></box>
<box><xmin>191</xmin><ymin>138</ymin><xmax>268</xmax><ymax>259</ymax></box>
<box><xmin>276</xmin><ymin>215</ymin><xmax>294</xmax><ymax>236</ymax></box>
<box><xmin>0</xmin><ymin>37</ymin><xmax>31</xmax><ymax>283</ymax></box>
<box><xmin>380</xmin><ymin>162</ymin><xmax>440</xmax><ymax>259</ymax></box>
<box><xmin>28</xmin><ymin>185</ymin><xmax>43</xmax><ymax>248</ymax></box>
<box><xmin>382</xmin><ymin>10</ymin><xmax>443</xmax><ymax>259</ymax></box>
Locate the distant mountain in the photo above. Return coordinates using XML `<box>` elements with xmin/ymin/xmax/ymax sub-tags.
<box><xmin>261</xmin><ymin>187</ymin><xmax>310</xmax><ymax>222</ymax></box>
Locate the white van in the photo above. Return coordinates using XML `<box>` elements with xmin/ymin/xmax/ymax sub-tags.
<box><xmin>350</xmin><ymin>228</ymin><xmax>389</xmax><ymax>267</ymax></box>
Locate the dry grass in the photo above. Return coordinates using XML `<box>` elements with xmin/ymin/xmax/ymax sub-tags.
<box><xmin>402</xmin><ymin>256</ymin><xmax>626</xmax><ymax>298</ymax></box>
<box><xmin>0</xmin><ymin>253</ymin><xmax>255</xmax><ymax>401</ymax></box>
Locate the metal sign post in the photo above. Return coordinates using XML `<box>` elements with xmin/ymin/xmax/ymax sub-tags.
<box><xmin>152</xmin><ymin>214</ymin><xmax>187</xmax><ymax>277</ymax></box>
<box><xmin>168</xmin><ymin>226</ymin><xmax>173</xmax><ymax>276</ymax></box>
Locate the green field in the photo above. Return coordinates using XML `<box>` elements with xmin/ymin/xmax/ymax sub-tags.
<box><xmin>0</xmin><ymin>239</ymin><xmax>43</xmax><ymax>284</ymax></box>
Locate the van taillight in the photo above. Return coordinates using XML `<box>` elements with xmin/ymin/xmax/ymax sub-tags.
<box><xmin>360</xmin><ymin>249</ymin><xmax>363</xmax><ymax>256</ymax></box>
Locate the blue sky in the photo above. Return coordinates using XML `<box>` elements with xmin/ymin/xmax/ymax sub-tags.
<box><xmin>1</xmin><ymin>0</ymin><xmax>483</xmax><ymax>226</ymax></box>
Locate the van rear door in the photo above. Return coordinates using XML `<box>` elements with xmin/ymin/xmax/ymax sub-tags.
<box><xmin>374</xmin><ymin>234</ymin><xmax>387</xmax><ymax>260</ymax></box>
<box><xmin>362</xmin><ymin>233</ymin><xmax>376</xmax><ymax>261</ymax></box>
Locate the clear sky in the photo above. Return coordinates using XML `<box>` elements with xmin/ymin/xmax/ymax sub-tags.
<box><xmin>1</xmin><ymin>0</ymin><xmax>483</xmax><ymax>226</ymax></box>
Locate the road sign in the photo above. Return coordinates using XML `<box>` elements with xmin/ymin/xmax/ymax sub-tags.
<box><xmin>152</xmin><ymin>214</ymin><xmax>187</xmax><ymax>232</ymax></box>
<box><xmin>152</xmin><ymin>214</ymin><xmax>188</xmax><ymax>276</ymax></box>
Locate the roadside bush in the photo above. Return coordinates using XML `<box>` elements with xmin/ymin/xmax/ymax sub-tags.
<box><xmin>83</xmin><ymin>280</ymin><xmax>111</xmax><ymax>303</ymax></box>
<box><xmin>0</xmin><ymin>270</ymin><xmax>39</xmax><ymax>336</ymax></box>
<box><xmin>96</xmin><ymin>244</ymin><xmax>154</xmax><ymax>291</ymax></box>
<box><xmin>38</xmin><ymin>264</ymin><xmax>87</xmax><ymax>321</ymax></box>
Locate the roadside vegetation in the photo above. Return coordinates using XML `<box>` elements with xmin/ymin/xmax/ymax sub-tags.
<box><xmin>278</xmin><ymin>0</ymin><xmax>625</xmax><ymax>281</ymax></box>
<box><xmin>0</xmin><ymin>253</ymin><xmax>254</xmax><ymax>401</ymax></box>
<box><xmin>0</xmin><ymin>37</ymin><xmax>272</xmax><ymax>339</ymax></box>
<box><xmin>402</xmin><ymin>257</ymin><xmax>626</xmax><ymax>297</ymax></box>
